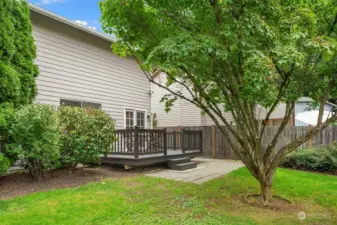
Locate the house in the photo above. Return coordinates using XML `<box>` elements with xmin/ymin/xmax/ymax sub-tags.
<box><xmin>151</xmin><ymin>72</ymin><xmax>234</xmax><ymax>127</ymax></box>
<box><xmin>29</xmin><ymin>4</ymin><xmax>151</xmax><ymax>129</ymax></box>
<box><xmin>151</xmin><ymin>73</ymin><xmax>336</xmax><ymax>127</ymax></box>
<box><xmin>28</xmin><ymin>4</ymin><xmax>203</xmax><ymax>168</ymax></box>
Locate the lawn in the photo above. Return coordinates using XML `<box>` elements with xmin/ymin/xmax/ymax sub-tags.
<box><xmin>0</xmin><ymin>167</ymin><xmax>336</xmax><ymax>225</ymax></box>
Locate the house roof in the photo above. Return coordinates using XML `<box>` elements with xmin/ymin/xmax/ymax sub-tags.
<box><xmin>298</xmin><ymin>97</ymin><xmax>337</xmax><ymax>107</ymax></box>
<box><xmin>29</xmin><ymin>3</ymin><xmax>117</xmax><ymax>43</ymax></box>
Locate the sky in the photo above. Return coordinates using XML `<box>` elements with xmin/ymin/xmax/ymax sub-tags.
<box><xmin>28</xmin><ymin>0</ymin><xmax>104</xmax><ymax>32</ymax></box>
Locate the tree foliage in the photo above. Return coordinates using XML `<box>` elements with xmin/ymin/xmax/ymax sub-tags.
<box><xmin>0</xmin><ymin>0</ymin><xmax>39</xmax><ymax>145</ymax></box>
<box><xmin>101</xmin><ymin>0</ymin><xmax>337</xmax><ymax>204</ymax></box>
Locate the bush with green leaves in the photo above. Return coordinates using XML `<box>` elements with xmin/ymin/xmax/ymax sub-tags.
<box><xmin>0</xmin><ymin>152</ymin><xmax>10</xmax><ymax>176</ymax></box>
<box><xmin>281</xmin><ymin>143</ymin><xmax>337</xmax><ymax>173</ymax></box>
<box><xmin>7</xmin><ymin>104</ymin><xmax>60</xmax><ymax>181</ymax></box>
<box><xmin>59</xmin><ymin>107</ymin><xmax>116</xmax><ymax>168</ymax></box>
<box><xmin>0</xmin><ymin>103</ymin><xmax>14</xmax><ymax>154</ymax></box>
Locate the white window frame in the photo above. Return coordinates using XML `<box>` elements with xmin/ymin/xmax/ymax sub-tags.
<box><xmin>124</xmin><ymin>108</ymin><xmax>147</xmax><ymax>129</ymax></box>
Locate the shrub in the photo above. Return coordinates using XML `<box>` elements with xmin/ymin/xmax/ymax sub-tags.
<box><xmin>281</xmin><ymin>143</ymin><xmax>337</xmax><ymax>173</ymax></box>
<box><xmin>7</xmin><ymin>104</ymin><xmax>60</xmax><ymax>181</ymax></box>
<box><xmin>58</xmin><ymin>107</ymin><xmax>116</xmax><ymax>168</ymax></box>
<box><xmin>0</xmin><ymin>104</ymin><xmax>17</xmax><ymax>162</ymax></box>
<box><xmin>0</xmin><ymin>152</ymin><xmax>10</xmax><ymax>176</ymax></box>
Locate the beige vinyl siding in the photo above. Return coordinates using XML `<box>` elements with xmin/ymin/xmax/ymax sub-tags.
<box><xmin>201</xmin><ymin>110</ymin><xmax>234</xmax><ymax>126</ymax></box>
<box><xmin>151</xmin><ymin>73</ymin><xmax>181</xmax><ymax>127</ymax></box>
<box><xmin>151</xmin><ymin>73</ymin><xmax>237</xmax><ymax>127</ymax></box>
<box><xmin>180</xmin><ymin>89</ymin><xmax>202</xmax><ymax>126</ymax></box>
<box><xmin>31</xmin><ymin>11</ymin><xmax>151</xmax><ymax>129</ymax></box>
<box><xmin>151</xmin><ymin>73</ymin><xmax>202</xmax><ymax>127</ymax></box>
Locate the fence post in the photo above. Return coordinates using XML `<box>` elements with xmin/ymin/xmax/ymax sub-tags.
<box><xmin>199</xmin><ymin>130</ymin><xmax>203</xmax><ymax>153</ymax></box>
<box><xmin>211</xmin><ymin>126</ymin><xmax>215</xmax><ymax>158</ymax></box>
<box><xmin>173</xmin><ymin>130</ymin><xmax>177</xmax><ymax>150</ymax></box>
<box><xmin>163</xmin><ymin>128</ymin><xmax>167</xmax><ymax>156</ymax></box>
<box><xmin>177</xmin><ymin>126</ymin><xmax>181</xmax><ymax>148</ymax></box>
<box><xmin>308</xmin><ymin>125</ymin><xmax>313</xmax><ymax>149</ymax></box>
<box><xmin>181</xmin><ymin>129</ymin><xmax>185</xmax><ymax>153</ymax></box>
<box><xmin>134</xmin><ymin>126</ymin><xmax>139</xmax><ymax>158</ymax></box>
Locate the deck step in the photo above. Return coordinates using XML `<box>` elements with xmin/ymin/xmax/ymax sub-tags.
<box><xmin>167</xmin><ymin>157</ymin><xmax>191</xmax><ymax>166</ymax></box>
<box><xmin>169</xmin><ymin>162</ymin><xmax>197</xmax><ymax>171</ymax></box>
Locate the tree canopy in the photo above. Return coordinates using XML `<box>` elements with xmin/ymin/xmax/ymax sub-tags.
<box><xmin>0</xmin><ymin>0</ymin><xmax>38</xmax><ymax>141</ymax></box>
<box><xmin>101</xmin><ymin>0</ymin><xmax>337</xmax><ymax>204</ymax></box>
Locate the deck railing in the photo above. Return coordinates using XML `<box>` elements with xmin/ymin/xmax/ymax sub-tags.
<box><xmin>108</xmin><ymin>127</ymin><xmax>202</xmax><ymax>158</ymax></box>
<box><xmin>167</xmin><ymin>130</ymin><xmax>203</xmax><ymax>153</ymax></box>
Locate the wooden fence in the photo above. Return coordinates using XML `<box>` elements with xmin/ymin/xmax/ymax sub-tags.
<box><xmin>163</xmin><ymin>126</ymin><xmax>337</xmax><ymax>160</ymax></box>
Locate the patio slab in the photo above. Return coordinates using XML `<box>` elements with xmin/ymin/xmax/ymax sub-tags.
<box><xmin>146</xmin><ymin>158</ymin><xmax>244</xmax><ymax>184</ymax></box>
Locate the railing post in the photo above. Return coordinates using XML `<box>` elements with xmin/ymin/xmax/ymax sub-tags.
<box><xmin>134</xmin><ymin>126</ymin><xmax>139</xmax><ymax>158</ymax></box>
<box><xmin>199</xmin><ymin>130</ymin><xmax>203</xmax><ymax>153</ymax></box>
<box><xmin>181</xmin><ymin>129</ymin><xmax>185</xmax><ymax>154</ymax></box>
<box><xmin>173</xmin><ymin>131</ymin><xmax>177</xmax><ymax>150</ymax></box>
<box><xmin>163</xmin><ymin>128</ymin><xmax>167</xmax><ymax>156</ymax></box>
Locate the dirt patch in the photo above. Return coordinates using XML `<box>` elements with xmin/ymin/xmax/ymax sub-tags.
<box><xmin>244</xmin><ymin>194</ymin><xmax>298</xmax><ymax>211</ymax></box>
<box><xmin>0</xmin><ymin>166</ymin><xmax>144</xmax><ymax>200</ymax></box>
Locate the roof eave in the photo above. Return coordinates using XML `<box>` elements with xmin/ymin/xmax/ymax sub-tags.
<box><xmin>29</xmin><ymin>3</ymin><xmax>117</xmax><ymax>43</ymax></box>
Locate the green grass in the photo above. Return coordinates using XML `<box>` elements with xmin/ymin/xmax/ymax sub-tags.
<box><xmin>0</xmin><ymin>167</ymin><xmax>336</xmax><ymax>225</ymax></box>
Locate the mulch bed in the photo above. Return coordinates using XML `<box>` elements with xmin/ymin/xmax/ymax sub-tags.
<box><xmin>243</xmin><ymin>194</ymin><xmax>297</xmax><ymax>211</ymax></box>
<box><xmin>0</xmin><ymin>165</ymin><xmax>162</xmax><ymax>200</ymax></box>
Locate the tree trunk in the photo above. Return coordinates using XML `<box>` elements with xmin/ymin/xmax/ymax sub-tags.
<box><xmin>260</xmin><ymin>181</ymin><xmax>273</xmax><ymax>205</ymax></box>
<box><xmin>255</xmin><ymin>168</ymin><xmax>276</xmax><ymax>205</ymax></box>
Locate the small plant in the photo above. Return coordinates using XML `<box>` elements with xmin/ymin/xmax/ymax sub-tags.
<box><xmin>152</xmin><ymin>113</ymin><xmax>158</xmax><ymax>128</ymax></box>
<box><xmin>59</xmin><ymin>107</ymin><xmax>116</xmax><ymax>168</ymax></box>
<box><xmin>0</xmin><ymin>152</ymin><xmax>10</xmax><ymax>176</ymax></box>
<box><xmin>7</xmin><ymin>104</ymin><xmax>60</xmax><ymax>181</ymax></box>
<box><xmin>281</xmin><ymin>143</ymin><xmax>337</xmax><ymax>173</ymax></box>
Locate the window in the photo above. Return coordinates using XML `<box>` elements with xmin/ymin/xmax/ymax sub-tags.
<box><xmin>137</xmin><ymin>111</ymin><xmax>145</xmax><ymax>128</ymax></box>
<box><xmin>60</xmin><ymin>100</ymin><xmax>81</xmax><ymax>108</ymax></box>
<box><xmin>125</xmin><ymin>108</ymin><xmax>146</xmax><ymax>129</ymax></box>
<box><xmin>125</xmin><ymin>110</ymin><xmax>134</xmax><ymax>129</ymax></box>
<box><xmin>82</xmin><ymin>102</ymin><xmax>101</xmax><ymax>109</ymax></box>
<box><xmin>60</xmin><ymin>99</ymin><xmax>101</xmax><ymax>109</ymax></box>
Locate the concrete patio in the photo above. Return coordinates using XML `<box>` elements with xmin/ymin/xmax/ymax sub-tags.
<box><xmin>146</xmin><ymin>158</ymin><xmax>244</xmax><ymax>184</ymax></box>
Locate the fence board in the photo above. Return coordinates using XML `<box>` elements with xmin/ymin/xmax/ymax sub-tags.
<box><xmin>160</xmin><ymin>126</ymin><xmax>337</xmax><ymax>160</ymax></box>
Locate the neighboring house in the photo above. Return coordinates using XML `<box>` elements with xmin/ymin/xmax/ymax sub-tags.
<box><xmin>263</xmin><ymin>97</ymin><xmax>336</xmax><ymax>126</ymax></box>
<box><xmin>151</xmin><ymin>73</ymin><xmax>336</xmax><ymax>127</ymax></box>
<box><xmin>286</xmin><ymin>97</ymin><xmax>335</xmax><ymax>126</ymax></box>
<box><xmin>29</xmin><ymin>4</ymin><xmax>151</xmax><ymax>129</ymax></box>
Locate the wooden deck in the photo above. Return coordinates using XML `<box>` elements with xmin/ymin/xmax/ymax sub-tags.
<box><xmin>101</xmin><ymin>149</ymin><xmax>202</xmax><ymax>166</ymax></box>
<box><xmin>101</xmin><ymin>127</ymin><xmax>203</xmax><ymax>166</ymax></box>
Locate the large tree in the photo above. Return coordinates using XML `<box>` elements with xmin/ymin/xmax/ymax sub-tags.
<box><xmin>0</xmin><ymin>0</ymin><xmax>38</xmax><ymax>144</ymax></box>
<box><xmin>100</xmin><ymin>0</ymin><xmax>337</xmax><ymax>204</ymax></box>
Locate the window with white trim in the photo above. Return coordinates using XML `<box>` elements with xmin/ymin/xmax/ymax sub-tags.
<box><xmin>125</xmin><ymin>108</ymin><xmax>146</xmax><ymax>129</ymax></box>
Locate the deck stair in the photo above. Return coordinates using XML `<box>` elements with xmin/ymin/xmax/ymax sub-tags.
<box><xmin>167</xmin><ymin>157</ymin><xmax>197</xmax><ymax>170</ymax></box>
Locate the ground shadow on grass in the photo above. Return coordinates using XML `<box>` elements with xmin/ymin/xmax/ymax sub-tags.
<box><xmin>0</xmin><ymin>164</ymin><xmax>168</xmax><ymax>199</ymax></box>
